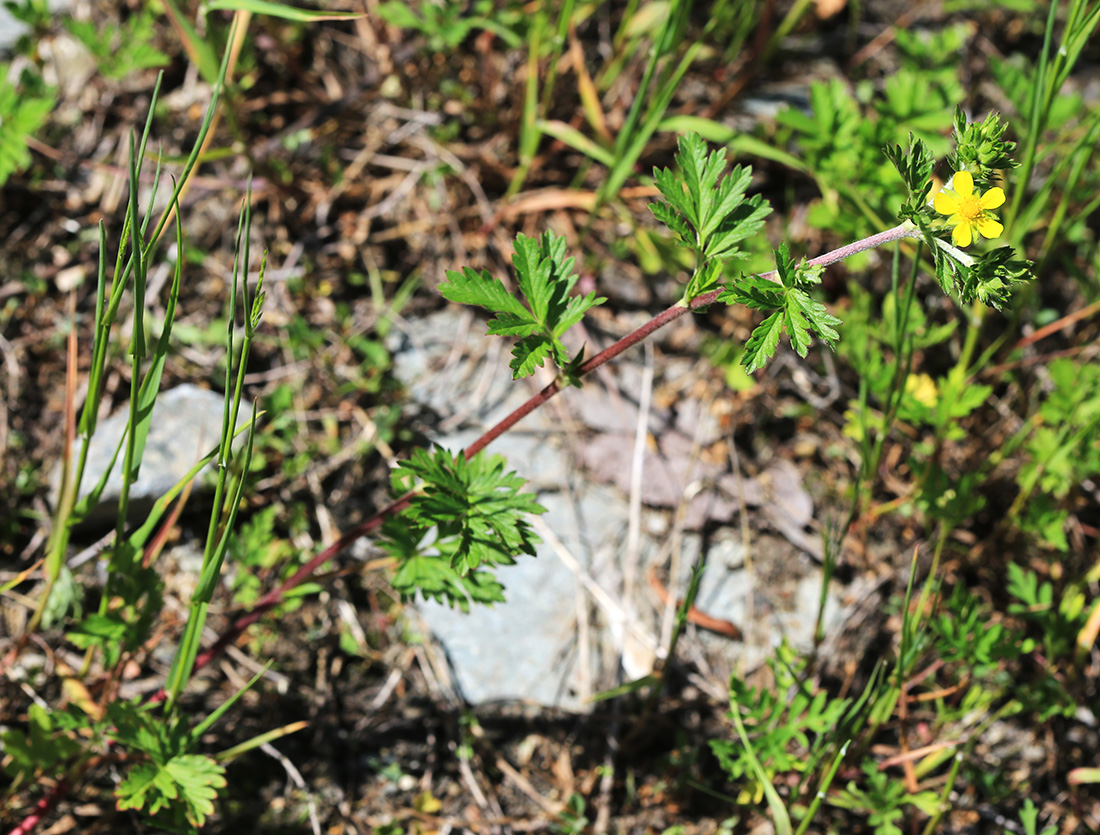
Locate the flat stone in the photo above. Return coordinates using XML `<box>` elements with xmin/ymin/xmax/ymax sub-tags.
<box><xmin>50</xmin><ymin>384</ymin><xmax>253</xmax><ymax>526</ymax></box>
<box><xmin>389</xmin><ymin>307</ymin><xmax>849</xmax><ymax>710</ymax></box>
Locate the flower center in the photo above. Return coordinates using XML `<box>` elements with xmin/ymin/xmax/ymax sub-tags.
<box><xmin>958</xmin><ymin>195</ymin><xmax>983</xmax><ymax>221</ymax></box>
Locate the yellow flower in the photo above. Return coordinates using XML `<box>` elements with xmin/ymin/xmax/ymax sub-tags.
<box><xmin>905</xmin><ymin>373</ymin><xmax>938</xmax><ymax>408</ymax></box>
<box><xmin>933</xmin><ymin>170</ymin><xmax>1005</xmax><ymax>248</ymax></box>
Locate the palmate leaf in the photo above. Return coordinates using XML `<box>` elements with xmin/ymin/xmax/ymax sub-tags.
<box><xmin>439</xmin><ymin>232</ymin><xmax>604</xmax><ymax>380</ymax></box>
<box><xmin>391</xmin><ymin>552</ymin><xmax>506</xmax><ymax>612</ymax></box>
<box><xmin>115</xmin><ymin>754</ymin><xmax>226</xmax><ymax>827</ymax></box>
<box><xmin>380</xmin><ymin>448</ymin><xmax>546</xmax><ymax>609</ymax></box>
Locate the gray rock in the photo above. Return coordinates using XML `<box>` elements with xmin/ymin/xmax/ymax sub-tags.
<box><xmin>51</xmin><ymin>384</ymin><xmax>253</xmax><ymax>526</ymax></box>
<box><xmin>390</xmin><ymin>307</ymin><xmax>849</xmax><ymax>710</ymax></box>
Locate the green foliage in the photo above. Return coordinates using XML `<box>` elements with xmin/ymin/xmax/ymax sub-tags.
<box><xmin>1019</xmin><ymin>798</ymin><xmax>1058</xmax><ymax>835</ymax></box>
<box><xmin>65</xmin><ymin>11</ymin><xmax>169</xmax><ymax>79</ymax></box>
<box><xmin>775</xmin><ymin>71</ymin><xmax>954</xmax><ymax>240</ymax></box>
<box><xmin>1010</xmin><ymin>357</ymin><xmax>1100</xmax><ymax>549</ymax></box>
<box><xmin>116</xmin><ymin>755</ymin><xmax>225</xmax><ymax>828</ymax></box>
<box><xmin>838</xmin><ymin>283</ymin><xmax>956</xmax><ymax>442</ymax></box>
<box><xmin>946</xmin><ymin>108</ymin><xmax>1017</xmax><ymax>189</ymax></box>
<box><xmin>1018</xmin><ymin>357</ymin><xmax>1100</xmax><ymax>495</ymax></box>
<box><xmin>883</xmin><ymin>126</ymin><xmax>1033</xmax><ymax>308</ymax></box>
<box><xmin>2</xmin><ymin>0</ymin><xmax>47</xmax><ymax>24</ymax></box>
<box><xmin>909</xmin><ymin>464</ymin><xmax>986</xmax><ymax>529</ymax></box>
<box><xmin>710</xmin><ymin>642</ymin><xmax>847</xmax><ymax>804</ymax></box>
<box><xmin>0</xmin><ymin>704</ymin><xmax>82</xmax><ymax>789</ymax></box>
<box><xmin>551</xmin><ymin>793</ymin><xmax>590</xmax><ymax>835</ymax></box>
<box><xmin>0</xmin><ymin>64</ymin><xmax>53</xmax><ymax>187</ymax></box>
<box><xmin>377</xmin><ymin>0</ymin><xmax>522</xmax><ymax>51</ymax></box>
<box><xmin>882</xmin><ymin>134</ymin><xmax>935</xmax><ymax>220</ymax></box>
<box><xmin>719</xmin><ymin>243</ymin><xmax>841</xmax><ymax>373</ymax></box>
<box><xmin>109</xmin><ymin>704</ymin><xmax>226</xmax><ymax>828</ymax></box>
<box><xmin>66</xmin><ymin>600</ymin><xmax>163</xmax><ymax>669</ymax></box>
<box><xmin>1006</xmin><ymin>563</ymin><xmax>1090</xmax><ymax>668</ymax></box>
<box><xmin>932</xmin><ymin>585</ymin><xmax>1018</xmax><ymax>679</ymax></box>
<box><xmin>379</xmin><ymin>448</ymin><xmax>545</xmax><ymax>610</ymax></box>
<box><xmin>227</xmin><ymin>505</ymin><xmax>319</xmax><ymax>609</ymax></box>
<box><xmin>957</xmin><ymin>245</ymin><xmax>1034</xmax><ymax>310</ymax></box>
<box><xmin>649</xmin><ymin>131</ymin><xmax>772</xmax><ymax>299</ymax></box>
<box><xmin>827</xmin><ymin>760</ymin><xmax>941</xmax><ymax>835</ymax></box>
<box><xmin>440</xmin><ymin>231</ymin><xmax>605</xmax><ymax>380</ymax></box>
<box><xmin>892</xmin><ymin>24</ymin><xmax>969</xmax><ymax>99</ymax></box>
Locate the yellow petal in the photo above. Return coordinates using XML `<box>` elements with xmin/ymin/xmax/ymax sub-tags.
<box><xmin>934</xmin><ymin>190</ymin><xmax>960</xmax><ymax>215</ymax></box>
<box><xmin>952</xmin><ymin>220</ymin><xmax>973</xmax><ymax>247</ymax></box>
<box><xmin>951</xmin><ymin>170</ymin><xmax>974</xmax><ymax>199</ymax></box>
<box><xmin>980</xmin><ymin>187</ymin><xmax>1005</xmax><ymax>209</ymax></box>
<box><xmin>976</xmin><ymin>216</ymin><xmax>1003</xmax><ymax>239</ymax></box>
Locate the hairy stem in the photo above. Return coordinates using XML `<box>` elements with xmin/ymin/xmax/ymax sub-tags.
<box><xmin>181</xmin><ymin>222</ymin><xmax>922</xmax><ymax>680</ymax></box>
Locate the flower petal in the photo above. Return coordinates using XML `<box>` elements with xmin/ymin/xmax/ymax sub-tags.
<box><xmin>980</xmin><ymin>187</ymin><xmax>1005</xmax><ymax>209</ymax></box>
<box><xmin>951</xmin><ymin>170</ymin><xmax>974</xmax><ymax>199</ymax></box>
<box><xmin>976</xmin><ymin>215</ymin><xmax>1003</xmax><ymax>240</ymax></box>
<box><xmin>952</xmin><ymin>219</ymin><xmax>973</xmax><ymax>248</ymax></box>
<box><xmin>934</xmin><ymin>191</ymin><xmax>960</xmax><ymax>215</ymax></box>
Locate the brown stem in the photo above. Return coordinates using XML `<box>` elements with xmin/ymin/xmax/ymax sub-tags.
<box><xmin>179</xmin><ymin>223</ymin><xmax>920</xmax><ymax>682</ymax></box>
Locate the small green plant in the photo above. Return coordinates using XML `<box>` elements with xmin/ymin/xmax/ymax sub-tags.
<box><xmin>1012</xmin><ymin>357</ymin><xmax>1100</xmax><ymax>549</ymax></box>
<box><xmin>109</xmin><ymin>704</ymin><xmax>228</xmax><ymax>828</ymax></box>
<box><xmin>227</xmin><ymin>505</ymin><xmax>317</xmax><ymax>610</ymax></box>
<box><xmin>65</xmin><ymin>11</ymin><xmax>170</xmax><ymax>79</ymax></box>
<box><xmin>376</xmin><ymin>0</ymin><xmax>522</xmax><ymax>51</ymax></box>
<box><xmin>0</xmin><ymin>64</ymin><xmax>53</xmax><ymax>187</ymax></box>
<box><xmin>1006</xmin><ymin>562</ymin><xmax>1091</xmax><ymax>672</ymax></box>
<box><xmin>710</xmin><ymin>642</ymin><xmax>848</xmax><ymax>804</ymax></box>
<box><xmin>440</xmin><ymin>231</ymin><xmax>605</xmax><ymax>381</ymax></box>
<box><xmin>827</xmin><ymin>760</ymin><xmax>941</xmax><ymax>835</ymax></box>
<box><xmin>380</xmin><ymin>447</ymin><xmax>546</xmax><ymax>611</ymax></box>
<box><xmin>1019</xmin><ymin>798</ymin><xmax>1059</xmax><ymax>835</ymax></box>
<box><xmin>8</xmin><ymin>2</ymin><xmax>1099</xmax><ymax>832</ymax></box>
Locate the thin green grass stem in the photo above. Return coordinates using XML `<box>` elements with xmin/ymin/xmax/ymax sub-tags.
<box><xmin>794</xmin><ymin>740</ymin><xmax>850</xmax><ymax>835</ymax></box>
<box><xmin>506</xmin><ymin>11</ymin><xmax>545</xmax><ymax>198</ymax></box>
<box><xmin>919</xmin><ymin>750</ymin><xmax>963</xmax><ymax>835</ymax></box>
<box><xmin>165</xmin><ymin>186</ymin><xmax>264</xmax><ymax>708</ymax></box>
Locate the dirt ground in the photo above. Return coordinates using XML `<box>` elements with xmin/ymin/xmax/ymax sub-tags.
<box><xmin>1</xmin><ymin>1</ymin><xmax>1098</xmax><ymax>833</ymax></box>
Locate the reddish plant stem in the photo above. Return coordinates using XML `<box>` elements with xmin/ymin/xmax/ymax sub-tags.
<box><xmin>15</xmin><ymin>223</ymin><xmax>921</xmax><ymax>835</ymax></box>
<box><xmin>171</xmin><ymin>224</ymin><xmax>921</xmax><ymax>684</ymax></box>
<box><xmin>7</xmin><ymin>779</ymin><xmax>69</xmax><ymax>835</ymax></box>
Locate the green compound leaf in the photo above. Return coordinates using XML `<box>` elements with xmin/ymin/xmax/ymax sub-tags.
<box><xmin>929</xmin><ymin>241</ymin><xmax>1034</xmax><ymax>310</ymax></box>
<box><xmin>0</xmin><ymin>68</ymin><xmax>54</xmax><ymax>187</ymax></box>
<box><xmin>381</xmin><ymin>448</ymin><xmax>546</xmax><ymax>610</ymax></box>
<box><xmin>883</xmin><ymin>134</ymin><xmax>936</xmax><ymax>217</ymax></box>
<box><xmin>741</xmin><ymin>311</ymin><xmax>785</xmax><ymax>374</ymax></box>
<box><xmin>720</xmin><ymin>244</ymin><xmax>842</xmax><ymax>373</ymax></box>
<box><xmin>439</xmin><ymin>232</ymin><xmax>604</xmax><ymax>380</ymax></box>
<box><xmin>650</xmin><ymin>132</ymin><xmax>772</xmax><ymax>301</ymax></box>
<box><xmin>115</xmin><ymin>754</ymin><xmax>226</xmax><ymax>828</ymax></box>
<box><xmin>0</xmin><ymin>704</ymin><xmax>82</xmax><ymax>782</ymax></box>
<box><xmin>440</xmin><ymin>266</ymin><xmax>534</xmax><ymax>325</ymax></box>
